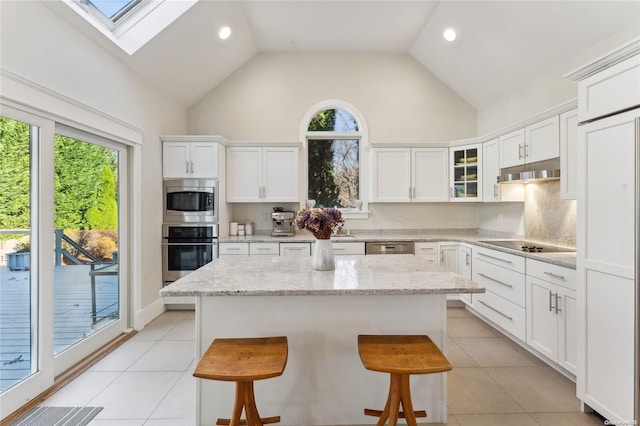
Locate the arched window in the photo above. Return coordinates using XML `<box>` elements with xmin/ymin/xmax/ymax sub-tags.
<box><xmin>306</xmin><ymin>107</ymin><xmax>361</xmax><ymax>209</ymax></box>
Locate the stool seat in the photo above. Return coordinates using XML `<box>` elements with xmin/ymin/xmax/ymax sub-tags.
<box><xmin>194</xmin><ymin>336</ymin><xmax>288</xmax><ymax>426</ymax></box>
<box><xmin>358</xmin><ymin>335</ymin><xmax>452</xmax><ymax>426</ymax></box>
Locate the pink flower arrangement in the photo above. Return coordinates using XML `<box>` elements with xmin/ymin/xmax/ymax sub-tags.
<box><xmin>295</xmin><ymin>207</ymin><xmax>344</xmax><ymax>240</ymax></box>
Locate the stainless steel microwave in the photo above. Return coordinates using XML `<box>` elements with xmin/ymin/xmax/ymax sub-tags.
<box><xmin>163</xmin><ymin>179</ymin><xmax>218</xmax><ymax>223</ymax></box>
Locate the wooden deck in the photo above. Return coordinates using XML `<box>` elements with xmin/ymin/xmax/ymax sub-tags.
<box><xmin>0</xmin><ymin>264</ymin><xmax>119</xmax><ymax>392</ymax></box>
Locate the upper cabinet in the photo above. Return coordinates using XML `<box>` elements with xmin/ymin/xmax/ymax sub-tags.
<box><xmin>483</xmin><ymin>139</ymin><xmax>523</xmax><ymax>203</ymax></box>
<box><xmin>370</xmin><ymin>147</ymin><xmax>448</xmax><ymax>203</ymax></box>
<box><xmin>450</xmin><ymin>144</ymin><xmax>482</xmax><ymax>202</ymax></box>
<box><xmin>226</xmin><ymin>146</ymin><xmax>299</xmax><ymax>203</ymax></box>
<box><xmin>499</xmin><ymin>116</ymin><xmax>560</xmax><ymax>168</ymax></box>
<box><xmin>161</xmin><ymin>136</ymin><xmax>227</xmax><ymax>179</ymax></box>
<box><xmin>162</xmin><ymin>141</ymin><xmax>220</xmax><ymax>179</ymax></box>
<box><xmin>559</xmin><ymin>109</ymin><xmax>578</xmax><ymax>200</ymax></box>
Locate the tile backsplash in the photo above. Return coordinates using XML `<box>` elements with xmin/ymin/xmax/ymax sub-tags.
<box><xmin>524</xmin><ymin>181</ymin><xmax>576</xmax><ymax>248</ymax></box>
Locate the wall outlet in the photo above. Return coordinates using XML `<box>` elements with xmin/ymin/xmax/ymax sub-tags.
<box><xmin>396</xmin><ymin>212</ymin><xmax>403</xmax><ymax>222</ymax></box>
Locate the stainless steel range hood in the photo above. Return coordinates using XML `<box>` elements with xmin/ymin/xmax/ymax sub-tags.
<box><xmin>498</xmin><ymin>159</ymin><xmax>561</xmax><ymax>184</ymax></box>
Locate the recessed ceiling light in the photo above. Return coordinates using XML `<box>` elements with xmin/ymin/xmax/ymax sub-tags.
<box><xmin>219</xmin><ymin>26</ymin><xmax>231</xmax><ymax>40</ymax></box>
<box><xmin>443</xmin><ymin>28</ymin><xmax>457</xmax><ymax>42</ymax></box>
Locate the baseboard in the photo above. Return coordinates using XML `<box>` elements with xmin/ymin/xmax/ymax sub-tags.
<box><xmin>134</xmin><ymin>297</ymin><xmax>166</xmax><ymax>330</ymax></box>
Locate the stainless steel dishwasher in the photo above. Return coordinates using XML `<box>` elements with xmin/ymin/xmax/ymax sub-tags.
<box><xmin>365</xmin><ymin>241</ymin><xmax>415</xmax><ymax>255</ymax></box>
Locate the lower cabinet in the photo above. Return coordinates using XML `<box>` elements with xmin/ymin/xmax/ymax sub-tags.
<box><xmin>438</xmin><ymin>242</ymin><xmax>460</xmax><ymax>302</ymax></box>
<box><xmin>458</xmin><ymin>245</ymin><xmax>473</xmax><ymax>305</ymax></box>
<box><xmin>415</xmin><ymin>242</ymin><xmax>438</xmax><ymax>264</ymax></box>
<box><xmin>250</xmin><ymin>242</ymin><xmax>280</xmax><ymax>255</ymax></box>
<box><xmin>280</xmin><ymin>243</ymin><xmax>311</xmax><ymax>257</ymax></box>
<box><xmin>525</xmin><ymin>259</ymin><xmax>577</xmax><ymax>374</ymax></box>
<box><xmin>472</xmin><ymin>247</ymin><xmax>526</xmax><ymax>342</ymax></box>
<box><xmin>328</xmin><ymin>242</ymin><xmax>365</xmax><ymax>256</ymax></box>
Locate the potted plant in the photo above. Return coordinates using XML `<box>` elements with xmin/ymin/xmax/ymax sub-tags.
<box><xmin>7</xmin><ymin>239</ymin><xmax>30</xmax><ymax>271</ymax></box>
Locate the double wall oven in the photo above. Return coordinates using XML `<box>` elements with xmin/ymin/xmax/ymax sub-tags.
<box><xmin>162</xmin><ymin>179</ymin><xmax>218</xmax><ymax>286</ymax></box>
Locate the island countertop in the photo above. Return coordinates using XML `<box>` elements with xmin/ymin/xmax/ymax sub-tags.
<box><xmin>159</xmin><ymin>254</ymin><xmax>485</xmax><ymax>297</ymax></box>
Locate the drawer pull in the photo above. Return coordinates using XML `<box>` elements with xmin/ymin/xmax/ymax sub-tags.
<box><xmin>256</xmin><ymin>248</ymin><xmax>272</xmax><ymax>251</ymax></box>
<box><xmin>286</xmin><ymin>247</ymin><xmax>305</xmax><ymax>251</ymax></box>
<box><xmin>419</xmin><ymin>247</ymin><xmax>435</xmax><ymax>251</ymax></box>
<box><xmin>477</xmin><ymin>273</ymin><xmax>513</xmax><ymax>288</ymax></box>
<box><xmin>478</xmin><ymin>252</ymin><xmax>513</xmax><ymax>264</ymax></box>
<box><xmin>333</xmin><ymin>248</ymin><xmax>345</xmax><ymax>251</ymax></box>
<box><xmin>479</xmin><ymin>300</ymin><xmax>513</xmax><ymax>321</ymax></box>
<box><xmin>226</xmin><ymin>248</ymin><xmax>241</xmax><ymax>251</ymax></box>
<box><xmin>544</xmin><ymin>271</ymin><xmax>566</xmax><ymax>281</ymax></box>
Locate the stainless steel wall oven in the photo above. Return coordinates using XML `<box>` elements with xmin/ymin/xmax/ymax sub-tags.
<box><xmin>162</xmin><ymin>223</ymin><xmax>218</xmax><ymax>285</ymax></box>
<box><xmin>163</xmin><ymin>178</ymin><xmax>218</xmax><ymax>223</ymax></box>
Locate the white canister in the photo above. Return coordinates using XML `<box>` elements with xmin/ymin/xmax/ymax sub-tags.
<box><xmin>238</xmin><ymin>224</ymin><xmax>245</xmax><ymax>236</ymax></box>
<box><xmin>229</xmin><ymin>222</ymin><xmax>238</xmax><ymax>236</ymax></box>
<box><xmin>245</xmin><ymin>222</ymin><xmax>253</xmax><ymax>235</ymax></box>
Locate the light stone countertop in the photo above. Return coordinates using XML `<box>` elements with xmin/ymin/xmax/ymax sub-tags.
<box><xmin>220</xmin><ymin>228</ymin><xmax>577</xmax><ymax>269</ymax></box>
<box><xmin>159</xmin><ymin>255</ymin><xmax>485</xmax><ymax>297</ymax></box>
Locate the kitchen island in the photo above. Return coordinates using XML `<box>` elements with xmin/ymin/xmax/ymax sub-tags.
<box><xmin>160</xmin><ymin>255</ymin><xmax>484</xmax><ymax>425</ymax></box>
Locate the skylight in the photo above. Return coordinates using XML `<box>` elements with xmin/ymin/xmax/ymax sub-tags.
<box><xmin>64</xmin><ymin>0</ymin><xmax>198</xmax><ymax>55</ymax></box>
<box><xmin>88</xmin><ymin>0</ymin><xmax>142</xmax><ymax>23</ymax></box>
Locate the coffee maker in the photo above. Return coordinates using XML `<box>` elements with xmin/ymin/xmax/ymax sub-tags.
<box><xmin>271</xmin><ymin>207</ymin><xmax>295</xmax><ymax>237</ymax></box>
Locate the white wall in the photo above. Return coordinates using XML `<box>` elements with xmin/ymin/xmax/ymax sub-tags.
<box><xmin>189</xmin><ymin>52</ymin><xmax>477</xmax><ymax>144</ymax></box>
<box><xmin>477</xmin><ymin>22</ymin><xmax>640</xmax><ymax>134</ymax></box>
<box><xmin>0</xmin><ymin>1</ymin><xmax>187</xmax><ymax>325</ymax></box>
<box><xmin>190</xmin><ymin>52</ymin><xmax>481</xmax><ymax>230</ymax></box>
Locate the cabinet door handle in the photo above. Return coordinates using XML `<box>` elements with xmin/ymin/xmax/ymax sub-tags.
<box><xmin>466</xmin><ymin>252</ymin><xmax>470</xmax><ymax>266</ymax></box>
<box><xmin>450</xmin><ymin>186</ymin><xmax>454</xmax><ymax>198</ymax></box>
<box><xmin>479</xmin><ymin>300</ymin><xmax>513</xmax><ymax>321</ymax></box>
<box><xmin>419</xmin><ymin>247</ymin><xmax>435</xmax><ymax>251</ymax></box>
<box><xmin>478</xmin><ymin>273</ymin><xmax>513</xmax><ymax>288</ymax></box>
<box><xmin>190</xmin><ymin>161</ymin><xmax>194</xmax><ymax>174</ymax></box>
<box><xmin>494</xmin><ymin>183</ymin><xmax>499</xmax><ymax>198</ymax></box>
<box><xmin>518</xmin><ymin>144</ymin><xmax>524</xmax><ymax>159</ymax></box>
<box><xmin>185</xmin><ymin>161</ymin><xmax>190</xmax><ymax>174</ymax></box>
<box><xmin>524</xmin><ymin>144</ymin><xmax>529</xmax><ymax>158</ymax></box>
<box><xmin>555</xmin><ymin>293</ymin><xmax>562</xmax><ymax>314</ymax></box>
<box><xmin>544</xmin><ymin>271</ymin><xmax>566</xmax><ymax>281</ymax></box>
<box><xmin>549</xmin><ymin>290</ymin><xmax>554</xmax><ymax>312</ymax></box>
<box><xmin>333</xmin><ymin>248</ymin><xmax>345</xmax><ymax>251</ymax></box>
<box><xmin>227</xmin><ymin>248</ymin><xmax>241</xmax><ymax>251</ymax></box>
<box><xmin>478</xmin><ymin>252</ymin><xmax>513</xmax><ymax>264</ymax></box>
<box><xmin>409</xmin><ymin>187</ymin><xmax>412</xmax><ymax>199</ymax></box>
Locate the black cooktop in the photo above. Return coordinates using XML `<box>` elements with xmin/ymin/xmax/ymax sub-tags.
<box><xmin>479</xmin><ymin>240</ymin><xmax>575</xmax><ymax>253</ymax></box>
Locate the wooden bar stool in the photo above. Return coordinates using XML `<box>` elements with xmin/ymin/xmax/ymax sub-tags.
<box><xmin>357</xmin><ymin>334</ymin><xmax>452</xmax><ymax>426</ymax></box>
<box><xmin>193</xmin><ymin>336</ymin><xmax>288</xmax><ymax>426</ymax></box>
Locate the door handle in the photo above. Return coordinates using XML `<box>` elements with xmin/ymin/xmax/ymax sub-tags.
<box><xmin>549</xmin><ymin>290</ymin><xmax>554</xmax><ymax>312</ymax></box>
<box><xmin>518</xmin><ymin>144</ymin><xmax>524</xmax><ymax>159</ymax></box>
<box><xmin>555</xmin><ymin>293</ymin><xmax>562</xmax><ymax>314</ymax></box>
<box><xmin>477</xmin><ymin>273</ymin><xmax>513</xmax><ymax>288</ymax></box>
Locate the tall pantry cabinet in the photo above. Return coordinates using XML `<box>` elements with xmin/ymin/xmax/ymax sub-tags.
<box><xmin>567</xmin><ymin>41</ymin><xmax>640</xmax><ymax>424</ymax></box>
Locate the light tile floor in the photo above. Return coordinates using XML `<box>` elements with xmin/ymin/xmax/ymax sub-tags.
<box><xmin>37</xmin><ymin>308</ymin><xmax>606</xmax><ymax>425</ymax></box>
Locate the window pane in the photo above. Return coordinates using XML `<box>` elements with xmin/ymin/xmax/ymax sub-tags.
<box><xmin>85</xmin><ymin>0</ymin><xmax>141</xmax><ymax>22</ymax></box>
<box><xmin>308</xmin><ymin>139</ymin><xmax>359</xmax><ymax>208</ymax></box>
<box><xmin>0</xmin><ymin>116</ymin><xmax>35</xmax><ymax>392</ymax></box>
<box><xmin>53</xmin><ymin>134</ymin><xmax>120</xmax><ymax>355</ymax></box>
<box><xmin>308</xmin><ymin>108</ymin><xmax>358</xmax><ymax>132</ymax></box>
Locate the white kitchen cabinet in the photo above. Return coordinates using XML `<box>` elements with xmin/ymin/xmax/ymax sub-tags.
<box><xmin>330</xmin><ymin>242</ymin><xmax>365</xmax><ymax>256</ymax></box>
<box><xmin>219</xmin><ymin>242</ymin><xmax>249</xmax><ymax>256</ymax></box>
<box><xmin>525</xmin><ymin>259</ymin><xmax>577</xmax><ymax>375</ymax></box>
<box><xmin>227</xmin><ymin>146</ymin><xmax>299</xmax><ymax>203</ymax></box>
<box><xmin>414</xmin><ymin>242</ymin><xmax>438</xmax><ymax>265</ymax></box>
<box><xmin>249</xmin><ymin>242</ymin><xmax>280</xmax><ymax>256</ymax></box>
<box><xmin>280</xmin><ymin>243</ymin><xmax>311</xmax><ymax>257</ymax></box>
<box><xmin>370</xmin><ymin>147</ymin><xmax>448</xmax><ymax>202</ymax></box>
<box><xmin>472</xmin><ymin>247</ymin><xmax>526</xmax><ymax>341</ymax></box>
<box><xmin>450</xmin><ymin>144</ymin><xmax>482</xmax><ymax>201</ymax></box>
<box><xmin>483</xmin><ymin>138</ymin><xmax>524</xmax><ymax>203</ymax></box>
<box><xmin>559</xmin><ymin>109</ymin><xmax>578</xmax><ymax>200</ymax></box>
<box><xmin>499</xmin><ymin>116</ymin><xmax>559</xmax><ymax>168</ymax></box>
<box><xmin>439</xmin><ymin>242</ymin><xmax>460</xmax><ymax>302</ymax></box>
<box><xmin>458</xmin><ymin>245</ymin><xmax>473</xmax><ymax>306</ymax></box>
<box><xmin>576</xmin><ymin>53</ymin><xmax>640</xmax><ymax>122</ymax></box>
<box><xmin>575</xmin><ymin>107</ymin><xmax>638</xmax><ymax>422</ymax></box>
<box><xmin>162</xmin><ymin>141</ymin><xmax>219</xmax><ymax>178</ymax></box>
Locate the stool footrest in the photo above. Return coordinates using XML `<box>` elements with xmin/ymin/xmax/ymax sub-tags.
<box><xmin>216</xmin><ymin>415</ymin><xmax>281</xmax><ymax>425</ymax></box>
<box><xmin>364</xmin><ymin>408</ymin><xmax>427</xmax><ymax>419</ymax></box>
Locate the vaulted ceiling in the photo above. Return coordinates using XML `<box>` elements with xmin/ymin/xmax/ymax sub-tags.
<box><xmin>52</xmin><ymin>1</ymin><xmax>640</xmax><ymax>109</ymax></box>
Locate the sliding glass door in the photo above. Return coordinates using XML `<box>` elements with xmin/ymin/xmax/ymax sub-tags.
<box><xmin>0</xmin><ymin>106</ymin><xmax>130</xmax><ymax>418</ymax></box>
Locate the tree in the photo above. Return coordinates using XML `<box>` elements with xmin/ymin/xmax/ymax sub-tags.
<box><xmin>0</xmin><ymin>117</ymin><xmax>31</xmax><ymax>230</ymax></box>
<box><xmin>308</xmin><ymin>109</ymin><xmax>340</xmax><ymax>207</ymax></box>
<box><xmin>86</xmin><ymin>166</ymin><xmax>118</xmax><ymax>230</ymax></box>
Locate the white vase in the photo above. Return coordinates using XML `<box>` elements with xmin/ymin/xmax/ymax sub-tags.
<box><xmin>312</xmin><ymin>239</ymin><xmax>335</xmax><ymax>271</ymax></box>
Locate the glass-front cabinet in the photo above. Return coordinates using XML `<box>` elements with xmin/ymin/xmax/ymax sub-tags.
<box><xmin>450</xmin><ymin>144</ymin><xmax>482</xmax><ymax>201</ymax></box>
